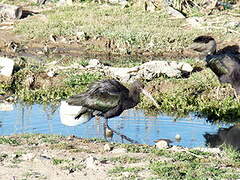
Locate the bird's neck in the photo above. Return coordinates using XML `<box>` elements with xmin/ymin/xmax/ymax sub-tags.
<box><xmin>125</xmin><ymin>87</ymin><xmax>140</xmax><ymax>109</ymax></box>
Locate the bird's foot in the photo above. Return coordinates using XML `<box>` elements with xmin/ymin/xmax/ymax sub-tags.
<box><xmin>106</xmin><ymin>125</ymin><xmax>139</xmax><ymax>144</ymax></box>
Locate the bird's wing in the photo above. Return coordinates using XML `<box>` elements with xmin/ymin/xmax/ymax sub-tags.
<box><xmin>206</xmin><ymin>55</ymin><xmax>229</xmax><ymax>76</ymax></box>
<box><xmin>67</xmin><ymin>79</ymin><xmax>129</xmax><ymax>112</ymax></box>
<box><xmin>88</xmin><ymin>79</ymin><xmax>129</xmax><ymax>96</ymax></box>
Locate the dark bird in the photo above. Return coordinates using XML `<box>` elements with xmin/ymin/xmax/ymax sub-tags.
<box><xmin>190</xmin><ymin>35</ymin><xmax>240</xmax><ymax>98</ymax></box>
<box><xmin>67</xmin><ymin>79</ymin><xmax>159</xmax><ymax>142</ymax></box>
<box><xmin>204</xmin><ymin>125</ymin><xmax>240</xmax><ymax>151</ymax></box>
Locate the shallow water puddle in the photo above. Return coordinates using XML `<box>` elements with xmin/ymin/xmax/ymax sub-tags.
<box><xmin>0</xmin><ymin>103</ymin><xmax>230</xmax><ymax>148</ymax></box>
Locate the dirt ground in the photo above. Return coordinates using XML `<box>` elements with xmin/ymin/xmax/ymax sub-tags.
<box><xmin>0</xmin><ymin>134</ymin><xmax>223</xmax><ymax>180</ymax></box>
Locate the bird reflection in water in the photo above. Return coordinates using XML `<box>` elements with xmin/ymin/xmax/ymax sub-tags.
<box><xmin>204</xmin><ymin>125</ymin><xmax>240</xmax><ymax>151</ymax></box>
<box><xmin>61</xmin><ymin>79</ymin><xmax>159</xmax><ymax>143</ymax></box>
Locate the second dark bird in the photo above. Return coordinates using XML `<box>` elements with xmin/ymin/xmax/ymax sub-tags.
<box><xmin>67</xmin><ymin>79</ymin><xmax>159</xmax><ymax>142</ymax></box>
<box><xmin>191</xmin><ymin>35</ymin><xmax>240</xmax><ymax>97</ymax></box>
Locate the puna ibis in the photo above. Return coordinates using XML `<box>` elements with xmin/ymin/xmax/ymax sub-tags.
<box><xmin>66</xmin><ymin>79</ymin><xmax>159</xmax><ymax>142</ymax></box>
<box><xmin>191</xmin><ymin>35</ymin><xmax>240</xmax><ymax>98</ymax></box>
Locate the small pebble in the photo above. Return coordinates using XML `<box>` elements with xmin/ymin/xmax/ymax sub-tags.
<box><xmin>175</xmin><ymin>134</ymin><xmax>181</xmax><ymax>141</ymax></box>
<box><xmin>103</xmin><ymin>144</ymin><xmax>111</xmax><ymax>152</ymax></box>
<box><xmin>111</xmin><ymin>148</ymin><xmax>127</xmax><ymax>153</ymax></box>
<box><xmin>155</xmin><ymin>140</ymin><xmax>169</xmax><ymax>149</ymax></box>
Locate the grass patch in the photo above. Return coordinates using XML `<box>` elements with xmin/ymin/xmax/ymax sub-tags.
<box><xmin>13</xmin><ymin>2</ymin><xmax>225</xmax><ymax>54</ymax></box>
<box><xmin>149</xmin><ymin>161</ymin><xmax>239</xmax><ymax>179</ymax></box>
<box><xmin>52</xmin><ymin>158</ymin><xmax>70</xmax><ymax>165</ymax></box>
<box><xmin>0</xmin><ymin>137</ymin><xmax>20</xmax><ymax>145</ymax></box>
<box><xmin>108</xmin><ymin>156</ymin><xmax>141</xmax><ymax>164</ymax></box>
<box><xmin>108</xmin><ymin>166</ymin><xmax>143</xmax><ymax>174</ymax></box>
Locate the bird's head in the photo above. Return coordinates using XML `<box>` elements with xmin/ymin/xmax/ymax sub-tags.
<box><xmin>190</xmin><ymin>36</ymin><xmax>217</xmax><ymax>57</ymax></box>
<box><xmin>131</xmin><ymin>80</ymin><xmax>160</xmax><ymax>109</ymax></box>
<box><xmin>131</xmin><ymin>80</ymin><xmax>144</xmax><ymax>91</ymax></box>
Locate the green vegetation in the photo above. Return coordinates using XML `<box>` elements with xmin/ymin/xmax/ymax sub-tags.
<box><xmin>13</xmin><ymin>2</ymin><xmax>239</xmax><ymax>54</ymax></box>
<box><xmin>0</xmin><ymin>137</ymin><xmax>20</xmax><ymax>145</ymax></box>
<box><xmin>0</xmin><ymin>134</ymin><xmax>239</xmax><ymax>179</ymax></box>
<box><xmin>52</xmin><ymin>158</ymin><xmax>70</xmax><ymax>165</ymax></box>
<box><xmin>139</xmin><ymin>67</ymin><xmax>240</xmax><ymax>122</ymax></box>
<box><xmin>107</xmin><ymin>156</ymin><xmax>141</xmax><ymax>164</ymax></box>
<box><xmin>0</xmin><ymin>1</ymin><xmax>239</xmax><ymax>122</ymax></box>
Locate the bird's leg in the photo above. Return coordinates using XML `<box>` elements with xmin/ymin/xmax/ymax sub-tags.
<box><xmin>103</xmin><ymin>118</ymin><xmax>108</xmax><ymax>141</ymax></box>
<box><xmin>103</xmin><ymin>118</ymin><xmax>139</xmax><ymax>144</ymax></box>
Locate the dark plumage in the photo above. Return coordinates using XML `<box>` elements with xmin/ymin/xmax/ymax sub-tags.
<box><xmin>67</xmin><ymin>79</ymin><xmax>159</xmax><ymax>142</ymax></box>
<box><xmin>191</xmin><ymin>36</ymin><xmax>240</xmax><ymax>95</ymax></box>
<box><xmin>67</xmin><ymin>79</ymin><xmax>144</xmax><ymax>119</ymax></box>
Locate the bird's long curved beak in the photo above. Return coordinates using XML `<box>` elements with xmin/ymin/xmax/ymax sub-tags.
<box><xmin>141</xmin><ymin>89</ymin><xmax>160</xmax><ymax>109</ymax></box>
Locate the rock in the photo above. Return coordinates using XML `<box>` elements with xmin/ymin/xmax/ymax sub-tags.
<box><xmin>109</xmin><ymin>0</ymin><xmax>128</xmax><ymax>7</ymax></box>
<box><xmin>155</xmin><ymin>139</ymin><xmax>172</xmax><ymax>149</ymax></box>
<box><xmin>225</xmin><ymin>21</ymin><xmax>240</xmax><ymax>28</ymax></box>
<box><xmin>103</xmin><ymin>144</ymin><xmax>112</xmax><ymax>152</ymax></box>
<box><xmin>109</xmin><ymin>0</ymin><xmax>119</xmax><ymax>4</ymax></box>
<box><xmin>58</xmin><ymin>0</ymin><xmax>73</xmax><ymax>6</ymax></box>
<box><xmin>186</xmin><ymin>17</ymin><xmax>204</xmax><ymax>29</ymax></box>
<box><xmin>105</xmin><ymin>66</ymin><xmax>140</xmax><ymax>83</ymax></box>
<box><xmin>122</xmin><ymin>172</ymin><xmax>131</xmax><ymax>178</ymax></box>
<box><xmin>75</xmin><ymin>31</ymin><xmax>88</xmax><ymax>41</ymax></box>
<box><xmin>47</xmin><ymin>70</ymin><xmax>56</xmax><ymax>77</ymax></box>
<box><xmin>0</xmin><ymin>102</ymin><xmax>13</xmax><ymax>111</ymax></box>
<box><xmin>0</xmin><ymin>4</ymin><xmax>22</xmax><ymax>19</ymax></box>
<box><xmin>166</xmin><ymin>6</ymin><xmax>185</xmax><ymax>19</ymax></box>
<box><xmin>177</xmin><ymin>62</ymin><xmax>193</xmax><ymax>72</ymax></box>
<box><xmin>193</xmin><ymin>147</ymin><xmax>221</xmax><ymax>154</ymax></box>
<box><xmin>104</xmin><ymin>60</ymin><xmax>193</xmax><ymax>82</ymax></box>
<box><xmin>87</xmin><ymin>59</ymin><xmax>103</xmax><ymax>68</ymax></box>
<box><xmin>175</xmin><ymin>134</ymin><xmax>181</xmax><ymax>141</ymax></box>
<box><xmin>111</xmin><ymin>148</ymin><xmax>127</xmax><ymax>153</ymax></box>
<box><xmin>85</xmin><ymin>156</ymin><xmax>98</xmax><ymax>169</ymax></box>
<box><xmin>0</xmin><ymin>57</ymin><xmax>14</xmax><ymax>77</ymax></box>
<box><xmin>139</xmin><ymin>61</ymin><xmax>182</xmax><ymax>79</ymax></box>
<box><xmin>119</xmin><ymin>0</ymin><xmax>128</xmax><ymax>8</ymax></box>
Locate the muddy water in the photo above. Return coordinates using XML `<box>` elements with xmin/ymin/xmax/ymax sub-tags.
<box><xmin>0</xmin><ymin>103</ymin><xmax>230</xmax><ymax>148</ymax></box>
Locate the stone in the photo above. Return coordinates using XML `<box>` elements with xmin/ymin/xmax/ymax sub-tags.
<box><xmin>111</xmin><ymin>148</ymin><xmax>127</xmax><ymax>153</ymax></box>
<box><xmin>75</xmin><ymin>31</ymin><xmax>88</xmax><ymax>41</ymax></box>
<box><xmin>103</xmin><ymin>144</ymin><xmax>111</xmax><ymax>152</ymax></box>
<box><xmin>139</xmin><ymin>61</ymin><xmax>181</xmax><ymax>79</ymax></box>
<box><xmin>0</xmin><ymin>102</ymin><xmax>13</xmax><ymax>111</ymax></box>
<box><xmin>166</xmin><ymin>6</ymin><xmax>185</xmax><ymax>19</ymax></box>
<box><xmin>47</xmin><ymin>70</ymin><xmax>56</xmax><ymax>77</ymax></box>
<box><xmin>155</xmin><ymin>139</ymin><xmax>171</xmax><ymax>149</ymax></box>
<box><xmin>0</xmin><ymin>4</ymin><xmax>22</xmax><ymax>19</ymax></box>
<box><xmin>193</xmin><ymin>147</ymin><xmax>221</xmax><ymax>154</ymax></box>
<box><xmin>175</xmin><ymin>134</ymin><xmax>181</xmax><ymax>141</ymax></box>
<box><xmin>177</xmin><ymin>62</ymin><xmax>193</xmax><ymax>72</ymax></box>
<box><xmin>105</xmin><ymin>66</ymin><xmax>139</xmax><ymax>83</ymax></box>
<box><xmin>186</xmin><ymin>17</ymin><xmax>204</xmax><ymax>29</ymax></box>
<box><xmin>85</xmin><ymin>156</ymin><xmax>98</xmax><ymax>169</ymax></box>
<box><xmin>87</xmin><ymin>59</ymin><xmax>103</xmax><ymax>68</ymax></box>
<box><xmin>102</xmin><ymin>60</ymin><xmax>193</xmax><ymax>82</ymax></box>
<box><xmin>58</xmin><ymin>0</ymin><xmax>73</xmax><ymax>6</ymax></box>
<box><xmin>0</xmin><ymin>57</ymin><xmax>14</xmax><ymax>77</ymax></box>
